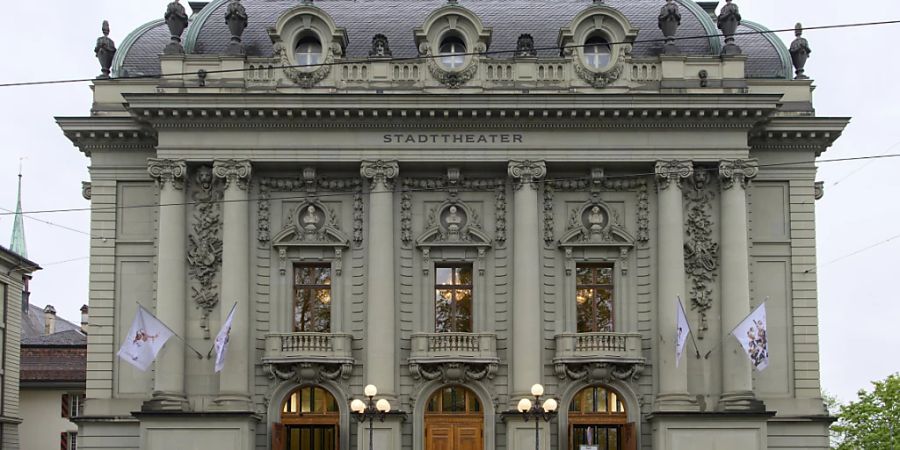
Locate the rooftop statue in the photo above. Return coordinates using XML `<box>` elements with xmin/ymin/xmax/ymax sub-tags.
<box><xmin>657</xmin><ymin>0</ymin><xmax>681</xmax><ymax>54</ymax></box>
<box><xmin>515</xmin><ymin>34</ymin><xmax>537</xmax><ymax>57</ymax></box>
<box><xmin>789</xmin><ymin>23</ymin><xmax>811</xmax><ymax>79</ymax></box>
<box><xmin>164</xmin><ymin>0</ymin><xmax>189</xmax><ymax>54</ymax></box>
<box><xmin>225</xmin><ymin>0</ymin><xmax>249</xmax><ymax>55</ymax></box>
<box><xmin>94</xmin><ymin>20</ymin><xmax>116</xmax><ymax>79</ymax></box>
<box><xmin>717</xmin><ymin>0</ymin><xmax>742</xmax><ymax>55</ymax></box>
<box><xmin>369</xmin><ymin>34</ymin><xmax>392</xmax><ymax>58</ymax></box>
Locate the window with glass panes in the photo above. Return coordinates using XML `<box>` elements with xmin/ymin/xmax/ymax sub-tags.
<box><xmin>569</xmin><ymin>386</ymin><xmax>627</xmax><ymax>450</ymax></box>
<box><xmin>575</xmin><ymin>264</ymin><xmax>614</xmax><ymax>332</ymax></box>
<box><xmin>281</xmin><ymin>386</ymin><xmax>339</xmax><ymax>450</ymax></box>
<box><xmin>434</xmin><ymin>264</ymin><xmax>473</xmax><ymax>333</ymax></box>
<box><xmin>292</xmin><ymin>265</ymin><xmax>332</xmax><ymax>333</ymax></box>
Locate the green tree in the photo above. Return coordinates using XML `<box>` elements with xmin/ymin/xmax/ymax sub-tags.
<box><xmin>833</xmin><ymin>373</ymin><xmax>900</xmax><ymax>450</ymax></box>
<box><xmin>822</xmin><ymin>391</ymin><xmax>842</xmax><ymax>449</ymax></box>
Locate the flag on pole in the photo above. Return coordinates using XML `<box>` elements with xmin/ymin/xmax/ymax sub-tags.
<box><xmin>214</xmin><ymin>303</ymin><xmax>237</xmax><ymax>373</ymax></box>
<box><xmin>117</xmin><ymin>306</ymin><xmax>174</xmax><ymax>371</ymax></box>
<box><xmin>675</xmin><ymin>296</ymin><xmax>691</xmax><ymax>368</ymax></box>
<box><xmin>731</xmin><ymin>302</ymin><xmax>769</xmax><ymax>371</ymax></box>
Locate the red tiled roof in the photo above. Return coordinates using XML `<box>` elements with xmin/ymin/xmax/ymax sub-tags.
<box><xmin>20</xmin><ymin>346</ymin><xmax>87</xmax><ymax>383</ymax></box>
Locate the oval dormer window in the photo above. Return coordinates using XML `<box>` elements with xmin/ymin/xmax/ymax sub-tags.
<box><xmin>295</xmin><ymin>36</ymin><xmax>323</xmax><ymax>67</ymax></box>
<box><xmin>584</xmin><ymin>36</ymin><xmax>612</xmax><ymax>69</ymax></box>
<box><xmin>439</xmin><ymin>36</ymin><xmax>467</xmax><ymax>69</ymax></box>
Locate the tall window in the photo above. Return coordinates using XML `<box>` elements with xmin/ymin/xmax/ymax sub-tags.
<box><xmin>439</xmin><ymin>36</ymin><xmax>467</xmax><ymax>69</ymax></box>
<box><xmin>293</xmin><ymin>265</ymin><xmax>331</xmax><ymax>333</ymax></box>
<box><xmin>576</xmin><ymin>264</ymin><xmax>614</xmax><ymax>332</ymax></box>
<box><xmin>295</xmin><ymin>37</ymin><xmax>322</xmax><ymax>66</ymax></box>
<box><xmin>434</xmin><ymin>264</ymin><xmax>473</xmax><ymax>333</ymax></box>
<box><xmin>569</xmin><ymin>385</ymin><xmax>628</xmax><ymax>450</ymax></box>
<box><xmin>584</xmin><ymin>36</ymin><xmax>611</xmax><ymax>69</ymax></box>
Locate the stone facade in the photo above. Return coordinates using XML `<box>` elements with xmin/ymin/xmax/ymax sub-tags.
<box><xmin>58</xmin><ymin>1</ymin><xmax>848</xmax><ymax>449</ymax></box>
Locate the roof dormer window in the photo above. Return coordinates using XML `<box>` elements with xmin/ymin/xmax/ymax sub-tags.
<box><xmin>295</xmin><ymin>36</ymin><xmax>322</xmax><ymax>66</ymax></box>
<box><xmin>439</xmin><ymin>35</ymin><xmax>467</xmax><ymax>69</ymax></box>
<box><xmin>584</xmin><ymin>36</ymin><xmax>611</xmax><ymax>69</ymax></box>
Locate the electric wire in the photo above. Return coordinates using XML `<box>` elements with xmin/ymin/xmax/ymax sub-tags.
<box><xmin>1</xmin><ymin>18</ymin><xmax>899</xmax><ymax>88</ymax></box>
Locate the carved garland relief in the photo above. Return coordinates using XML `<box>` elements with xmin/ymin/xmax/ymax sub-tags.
<box><xmin>188</xmin><ymin>166</ymin><xmax>224</xmax><ymax>338</ymax></box>
<box><xmin>683</xmin><ymin>170</ymin><xmax>718</xmax><ymax>339</ymax></box>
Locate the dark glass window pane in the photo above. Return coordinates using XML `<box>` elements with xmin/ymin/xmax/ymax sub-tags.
<box><xmin>575</xmin><ymin>265</ymin><xmax>614</xmax><ymax>332</ymax></box>
<box><xmin>434</xmin><ymin>264</ymin><xmax>475</xmax><ymax>333</ymax></box>
<box><xmin>293</xmin><ymin>265</ymin><xmax>332</xmax><ymax>332</ymax></box>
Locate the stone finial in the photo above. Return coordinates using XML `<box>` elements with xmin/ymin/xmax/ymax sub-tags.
<box><xmin>164</xmin><ymin>0</ymin><xmax>190</xmax><ymax>54</ymax></box>
<box><xmin>94</xmin><ymin>20</ymin><xmax>117</xmax><ymax>78</ymax></box>
<box><xmin>515</xmin><ymin>34</ymin><xmax>537</xmax><ymax>57</ymax></box>
<box><xmin>369</xmin><ymin>34</ymin><xmax>392</xmax><ymax>57</ymax></box>
<box><xmin>225</xmin><ymin>0</ymin><xmax>248</xmax><ymax>56</ymax></box>
<box><xmin>717</xmin><ymin>0</ymin><xmax>742</xmax><ymax>55</ymax></box>
<box><xmin>789</xmin><ymin>23</ymin><xmax>812</xmax><ymax>79</ymax></box>
<box><xmin>658</xmin><ymin>0</ymin><xmax>682</xmax><ymax>55</ymax></box>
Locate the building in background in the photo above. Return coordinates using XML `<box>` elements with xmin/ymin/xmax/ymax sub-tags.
<box><xmin>58</xmin><ymin>0</ymin><xmax>847</xmax><ymax>449</ymax></box>
<box><xmin>20</xmin><ymin>304</ymin><xmax>87</xmax><ymax>450</ymax></box>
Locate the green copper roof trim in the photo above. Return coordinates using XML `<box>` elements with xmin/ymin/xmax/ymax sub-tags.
<box><xmin>676</xmin><ymin>0</ymin><xmax>721</xmax><ymax>55</ymax></box>
<box><xmin>742</xmin><ymin>20</ymin><xmax>792</xmax><ymax>79</ymax></box>
<box><xmin>184</xmin><ymin>0</ymin><xmax>231</xmax><ymax>54</ymax></box>
<box><xmin>9</xmin><ymin>175</ymin><xmax>27</xmax><ymax>258</ymax></box>
<box><xmin>111</xmin><ymin>18</ymin><xmax>166</xmax><ymax>77</ymax></box>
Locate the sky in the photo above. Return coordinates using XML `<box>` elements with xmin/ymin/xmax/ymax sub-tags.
<box><xmin>1</xmin><ymin>0</ymin><xmax>898</xmax><ymax>404</ymax></box>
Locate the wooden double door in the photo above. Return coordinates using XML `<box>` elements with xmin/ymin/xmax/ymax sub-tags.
<box><xmin>425</xmin><ymin>415</ymin><xmax>483</xmax><ymax>450</ymax></box>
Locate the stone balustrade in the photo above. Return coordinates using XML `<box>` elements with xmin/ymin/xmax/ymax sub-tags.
<box><xmin>263</xmin><ymin>332</ymin><xmax>353</xmax><ymax>363</ymax></box>
<box><xmin>409</xmin><ymin>332</ymin><xmax>499</xmax><ymax>363</ymax></box>
<box><xmin>554</xmin><ymin>332</ymin><xmax>644</xmax><ymax>363</ymax></box>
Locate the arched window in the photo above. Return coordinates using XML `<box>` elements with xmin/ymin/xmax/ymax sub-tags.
<box><xmin>276</xmin><ymin>386</ymin><xmax>339</xmax><ymax>450</ymax></box>
<box><xmin>584</xmin><ymin>36</ymin><xmax>611</xmax><ymax>69</ymax></box>
<box><xmin>295</xmin><ymin>37</ymin><xmax>323</xmax><ymax>67</ymax></box>
<box><xmin>426</xmin><ymin>385</ymin><xmax>482</xmax><ymax>414</ymax></box>
<box><xmin>569</xmin><ymin>385</ymin><xmax>633</xmax><ymax>450</ymax></box>
<box><xmin>439</xmin><ymin>36</ymin><xmax>467</xmax><ymax>69</ymax></box>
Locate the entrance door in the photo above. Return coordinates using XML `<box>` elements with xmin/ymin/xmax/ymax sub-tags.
<box><xmin>568</xmin><ymin>385</ymin><xmax>635</xmax><ymax>450</ymax></box>
<box><xmin>274</xmin><ymin>386</ymin><xmax>340</xmax><ymax>450</ymax></box>
<box><xmin>424</xmin><ymin>386</ymin><xmax>484</xmax><ymax>450</ymax></box>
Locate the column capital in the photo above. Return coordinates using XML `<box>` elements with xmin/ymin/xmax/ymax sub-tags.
<box><xmin>360</xmin><ymin>160</ymin><xmax>399</xmax><ymax>189</ymax></box>
<box><xmin>148</xmin><ymin>158</ymin><xmax>187</xmax><ymax>190</ymax></box>
<box><xmin>718</xmin><ymin>159</ymin><xmax>759</xmax><ymax>190</ymax></box>
<box><xmin>213</xmin><ymin>159</ymin><xmax>252</xmax><ymax>191</ymax></box>
<box><xmin>654</xmin><ymin>160</ymin><xmax>693</xmax><ymax>190</ymax></box>
<box><xmin>507</xmin><ymin>160</ymin><xmax>546</xmax><ymax>189</ymax></box>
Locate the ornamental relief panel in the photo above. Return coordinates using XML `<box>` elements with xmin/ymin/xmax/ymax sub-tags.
<box><xmin>683</xmin><ymin>169</ymin><xmax>719</xmax><ymax>339</ymax></box>
<box><xmin>187</xmin><ymin>166</ymin><xmax>223</xmax><ymax>338</ymax></box>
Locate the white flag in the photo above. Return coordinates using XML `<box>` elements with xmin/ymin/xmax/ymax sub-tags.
<box><xmin>214</xmin><ymin>304</ymin><xmax>237</xmax><ymax>373</ymax></box>
<box><xmin>675</xmin><ymin>296</ymin><xmax>691</xmax><ymax>368</ymax></box>
<box><xmin>731</xmin><ymin>302</ymin><xmax>769</xmax><ymax>371</ymax></box>
<box><xmin>117</xmin><ymin>306</ymin><xmax>174</xmax><ymax>371</ymax></box>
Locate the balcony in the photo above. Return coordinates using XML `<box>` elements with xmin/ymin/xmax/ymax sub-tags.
<box><xmin>408</xmin><ymin>333</ymin><xmax>499</xmax><ymax>381</ymax></box>
<box><xmin>553</xmin><ymin>332</ymin><xmax>645</xmax><ymax>382</ymax></box>
<box><xmin>263</xmin><ymin>332</ymin><xmax>354</xmax><ymax>381</ymax></box>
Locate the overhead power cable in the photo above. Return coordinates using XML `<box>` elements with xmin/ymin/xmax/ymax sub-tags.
<box><xmin>1</xmin><ymin>18</ymin><xmax>899</xmax><ymax>88</ymax></box>
<box><xmin>2</xmin><ymin>153</ymin><xmax>898</xmax><ymax>223</ymax></box>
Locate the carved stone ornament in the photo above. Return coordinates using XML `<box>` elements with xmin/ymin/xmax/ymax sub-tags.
<box><xmin>274</xmin><ymin>41</ymin><xmax>333</xmax><ymax>88</ymax></box>
<box><xmin>515</xmin><ymin>34</ymin><xmax>537</xmax><ymax>57</ymax></box>
<box><xmin>574</xmin><ymin>60</ymin><xmax>624</xmax><ymax>88</ymax></box>
<box><xmin>164</xmin><ymin>0</ymin><xmax>189</xmax><ymax>54</ymax></box>
<box><xmin>264</xmin><ymin>361</ymin><xmax>353</xmax><ymax>383</ymax></box>
<box><xmin>545</xmin><ymin>175</ymin><xmax>650</xmax><ymax>246</ymax></box>
<box><xmin>360</xmin><ymin>160</ymin><xmax>399</xmax><ymax>190</ymax></box>
<box><xmin>683</xmin><ymin>169</ymin><xmax>717</xmax><ymax>339</ymax></box>
<box><xmin>718</xmin><ymin>159</ymin><xmax>759</xmax><ymax>190</ymax></box>
<box><xmin>224</xmin><ymin>0</ymin><xmax>249</xmax><ymax>55</ymax></box>
<box><xmin>369</xmin><ymin>33</ymin><xmax>392</xmax><ymax>57</ymax></box>
<box><xmin>212</xmin><ymin>159</ymin><xmax>252</xmax><ymax>190</ymax></box>
<box><xmin>554</xmin><ymin>361</ymin><xmax>644</xmax><ymax>383</ymax></box>
<box><xmin>409</xmin><ymin>362</ymin><xmax>498</xmax><ymax>383</ymax></box>
<box><xmin>657</xmin><ymin>0</ymin><xmax>682</xmax><ymax>54</ymax></box>
<box><xmin>417</xmin><ymin>200</ymin><xmax>492</xmax><ymax>275</ymax></box>
<box><xmin>81</xmin><ymin>181</ymin><xmax>92</xmax><ymax>200</ymax></box>
<box><xmin>271</xmin><ymin>201</ymin><xmax>350</xmax><ymax>275</ymax></box>
<box><xmin>789</xmin><ymin>23</ymin><xmax>811</xmax><ymax>79</ymax></box>
<box><xmin>508</xmin><ymin>160</ymin><xmax>547</xmax><ymax>190</ymax></box>
<box><xmin>95</xmin><ymin>21</ymin><xmax>116</xmax><ymax>79</ymax></box>
<box><xmin>717</xmin><ymin>0</ymin><xmax>742</xmax><ymax>55</ymax></box>
<box><xmin>427</xmin><ymin>51</ymin><xmax>479</xmax><ymax>89</ymax></box>
<box><xmin>257</xmin><ymin>175</ymin><xmax>363</xmax><ymax>245</ymax></box>
<box><xmin>814</xmin><ymin>181</ymin><xmax>824</xmax><ymax>200</ymax></box>
<box><xmin>654</xmin><ymin>160</ymin><xmax>693</xmax><ymax>190</ymax></box>
<box><xmin>188</xmin><ymin>166</ymin><xmax>223</xmax><ymax>338</ymax></box>
<box><xmin>147</xmin><ymin>158</ymin><xmax>187</xmax><ymax>190</ymax></box>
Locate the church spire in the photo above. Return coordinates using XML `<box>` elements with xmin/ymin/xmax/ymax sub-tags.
<box><xmin>9</xmin><ymin>166</ymin><xmax>27</xmax><ymax>258</ymax></box>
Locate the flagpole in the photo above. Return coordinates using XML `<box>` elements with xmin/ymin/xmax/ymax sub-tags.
<box><xmin>136</xmin><ymin>302</ymin><xmax>204</xmax><ymax>359</ymax></box>
<box><xmin>208</xmin><ymin>302</ymin><xmax>238</xmax><ymax>358</ymax></box>
<box><xmin>678</xmin><ymin>296</ymin><xmax>703</xmax><ymax>359</ymax></box>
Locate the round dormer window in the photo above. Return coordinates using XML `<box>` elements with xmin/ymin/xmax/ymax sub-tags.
<box><xmin>439</xmin><ymin>36</ymin><xmax>467</xmax><ymax>69</ymax></box>
<box><xmin>584</xmin><ymin>36</ymin><xmax>612</xmax><ymax>69</ymax></box>
<box><xmin>295</xmin><ymin>36</ymin><xmax>323</xmax><ymax>67</ymax></box>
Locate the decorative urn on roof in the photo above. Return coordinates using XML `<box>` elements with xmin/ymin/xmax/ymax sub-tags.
<box><xmin>164</xmin><ymin>0</ymin><xmax>190</xmax><ymax>54</ymax></box>
<box><xmin>789</xmin><ymin>23</ymin><xmax>811</xmax><ymax>79</ymax></box>
<box><xmin>94</xmin><ymin>20</ymin><xmax>116</xmax><ymax>79</ymax></box>
<box><xmin>717</xmin><ymin>0</ymin><xmax>742</xmax><ymax>55</ymax></box>
<box><xmin>657</xmin><ymin>0</ymin><xmax>682</xmax><ymax>55</ymax></box>
<box><xmin>224</xmin><ymin>0</ymin><xmax>248</xmax><ymax>55</ymax></box>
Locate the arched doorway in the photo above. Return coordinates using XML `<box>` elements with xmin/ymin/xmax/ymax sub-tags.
<box><xmin>273</xmin><ymin>385</ymin><xmax>340</xmax><ymax>450</ymax></box>
<box><xmin>424</xmin><ymin>385</ymin><xmax>484</xmax><ymax>450</ymax></box>
<box><xmin>568</xmin><ymin>385</ymin><xmax>636</xmax><ymax>450</ymax></box>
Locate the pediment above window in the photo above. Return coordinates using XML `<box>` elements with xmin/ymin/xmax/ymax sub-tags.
<box><xmin>415</xmin><ymin>200</ymin><xmax>492</xmax><ymax>248</ymax></box>
<box><xmin>272</xmin><ymin>201</ymin><xmax>350</xmax><ymax>248</ymax></box>
<box><xmin>558</xmin><ymin>201</ymin><xmax>635</xmax><ymax>248</ymax></box>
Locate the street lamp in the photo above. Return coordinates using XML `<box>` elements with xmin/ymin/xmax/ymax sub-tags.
<box><xmin>351</xmin><ymin>384</ymin><xmax>391</xmax><ymax>450</ymax></box>
<box><xmin>517</xmin><ymin>383</ymin><xmax>558</xmax><ymax>450</ymax></box>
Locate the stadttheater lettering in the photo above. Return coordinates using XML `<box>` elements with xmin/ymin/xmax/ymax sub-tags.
<box><xmin>383</xmin><ymin>133</ymin><xmax>524</xmax><ymax>144</ymax></box>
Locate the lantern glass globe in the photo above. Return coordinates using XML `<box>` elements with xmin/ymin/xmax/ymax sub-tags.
<box><xmin>364</xmin><ymin>384</ymin><xmax>378</xmax><ymax>397</ymax></box>
<box><xmin>542</xmin><ymin>398</ymin><xmax>558</xmax><ymax>412</ymax></box>
<box><xmin>530</xmin><ymin>384</ymin><xmax>544</xmax><ymax>397</ymax></box>
<box><xmin>376</xmin><ymin>398</ymin><xmax>391</xmax><ymax>413</ymax></box>
<box><xmin>517</xmin><ymin>398</ymin><xmax>533</xmax><ymax>413</ymax></box>
<box><xmin>351</xmin><ymin>399</ymin><xmax>366</xmax><ymax>413</ymax></box>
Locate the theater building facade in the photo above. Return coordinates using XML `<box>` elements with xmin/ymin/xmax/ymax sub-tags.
<box><xmin>58</xmin><ymin>0</ymin><xmax>847</xmax><ymax>449</ymax></box>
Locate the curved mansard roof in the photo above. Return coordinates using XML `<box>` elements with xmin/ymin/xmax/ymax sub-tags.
<box><xmin>113</xmin><ymin>0</ymin><xmax>790</xmax><ymax>79</ymax></box>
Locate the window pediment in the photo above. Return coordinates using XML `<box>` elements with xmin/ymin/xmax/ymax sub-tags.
<box><xmin>415</xmin><ymin>200</ymin><xmax>492</xmax><ymax>248</ymax></box>
<box><xmin>272</xmin><ymin>201</ymin><xmax>350</xmax><ymax>248</ymax></box>
<box><xmin>558</xmin><ymin>201</ymin><xmax>635</xmax><ymax>248</ymax></box>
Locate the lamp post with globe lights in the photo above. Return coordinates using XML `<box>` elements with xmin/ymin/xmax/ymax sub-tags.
<box><xmin>350</xmin><ymin>384</ymin><xmax>391</xmax><ymax>450</ymax></box>
<box><xmin>517</xmin><ymin>383</ymin><xmax>559</xmax><ymax>450</ymax></box>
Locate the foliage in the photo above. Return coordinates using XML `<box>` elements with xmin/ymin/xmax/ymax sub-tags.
<box><xmin>832</xmin><ymin>374</ymin><xmax>900</xmax><ymax>450</ymax></box>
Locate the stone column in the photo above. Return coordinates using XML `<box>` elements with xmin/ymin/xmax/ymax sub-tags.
<box><xmin>508</xmin><ymin>160</ymin><xmax>546</xmax><ymax>398</ymax></box>
<box><xmin>718</xmin><ymin>159</ymin><xmax>760</xmax><ymax>410</ymax></box>
<box><xmin>213</xmin><ymin>159</ymin><xmax>252</xmax><ymax>409</ymax></box>
<box><xmin>360</xmin><ymin>160</ymin><xmax>399</xmax><ymax>397</ymax></box>
<box><xmin>146</xmin><ymin>158</ymin><xmax>188</xmax><ymax>410</ymax></box>
<box><xmin>653</xmin><ymin>161</ymin><xmax>697</xmax><ymax>411</ymax></box>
